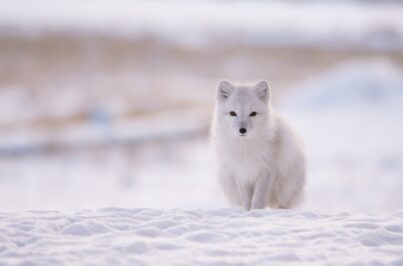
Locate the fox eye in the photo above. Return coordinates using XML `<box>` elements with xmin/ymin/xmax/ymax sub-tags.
<box><xmin>250</xmin><ymin>112</ymin><xmax>257</xmax><ymax>117</ymax></box>
<box><xmin>229</xmin><ymin>111</ymin><xmax>237</xmax><ymax>116</ymax></box>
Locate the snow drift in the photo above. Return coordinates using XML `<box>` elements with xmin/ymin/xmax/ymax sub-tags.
<box><xmin>281</xmin><ymin>59</ymin><xmax>403</xmax><ymax>214</ymax></box>
<box><xmin>1</xmin><ymin>208</ymin><xmax>403</xmax><ymax>266</ymax></box>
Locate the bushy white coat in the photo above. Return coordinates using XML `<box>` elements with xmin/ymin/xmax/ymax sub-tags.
<box><xmin>211</xmin><ymin>80</ymin><xmax>306</xmax><ymax>210</ymax></box>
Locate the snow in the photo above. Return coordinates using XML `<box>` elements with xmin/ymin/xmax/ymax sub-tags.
<box><xmin>1</xmin><ymin>59</ymin><xmax>403</xmax><ymax>264</ymax></box>
<box><xmin>280</xmin><ymin>59</ymin><xmax>403</xmax><ymax>214</ymax></box>
<box><xmin>1</xmin><ymin>0</ymin><xmax>403</xmax><ymax>49</ymax></box>
<box><xmin>1</xmin><ymin>208</ymin><xmax>403</xmax><ymax>265</ymax></box>
<box><xmin>1</xmin><ymin>2</ymin><xmax>403</xmax><ymax>259</ymax></box>
<box><xmin>282</xmin><ymin>59</ymin><xmax>403</xmax><ymax>110</ymax></box>
<box><xmin>2</xmin><ymin>59</ymin><xmax>402</xmax><ymax>214</ymax></box>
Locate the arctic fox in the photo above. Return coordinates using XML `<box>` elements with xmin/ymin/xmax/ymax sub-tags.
<box><xmin>211</xmin><ymin>80</ymin><xmax>306</xmax><ymax>210</ymax></box>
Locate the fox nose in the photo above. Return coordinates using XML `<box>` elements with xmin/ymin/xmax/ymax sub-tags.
<box><xmin>239</xmin><ymin>128</ymin><xmax>247</xmax><ymax>134</ymax></box>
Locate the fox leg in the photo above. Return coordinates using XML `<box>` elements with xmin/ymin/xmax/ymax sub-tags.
<box><xmin>251</xmin><ymin>174</ymin><xmax>272</xmax><ymax>209</ymax></box>
<box><xmin>236</xmin><ymin>182</ymin><xmax>253</xmax><ymax>211</ymax></box>
<box><xmin>218</xmin><ymin>173</ymin><xmax>242</xmax><ymax>207</ymax></box>
<box><xmin>278</xmin><ymin>186</ymin><xmax>304</xmax><ymax>209</ymax></box>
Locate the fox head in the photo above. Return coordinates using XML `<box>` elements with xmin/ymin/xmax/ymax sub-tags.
<box><xmin>215</xmin><ymin>80</ymin><xmax>271</xmax><ymax>138</ymax></box>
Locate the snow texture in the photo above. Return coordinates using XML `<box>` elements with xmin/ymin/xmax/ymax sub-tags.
<box><xmin>1</xmin><ymin>208</ymin><xmax>403</xmax><ymax>266</ymax></box>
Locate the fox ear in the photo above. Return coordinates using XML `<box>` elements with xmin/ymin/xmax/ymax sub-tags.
<box><xmin>217</xmin><ymin>80</ymin><xmax>235</xmax><ymax>102</ymax></box>
<box><xmin>254</xmin><ymin>80</ymin><xmax>270</xmax><ymax>102</ymax></box>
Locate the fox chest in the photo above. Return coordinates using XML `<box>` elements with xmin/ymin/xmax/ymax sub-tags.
<box><xmin>218</xmin><ymin>142</ymin><xmax>274</xmax><ymax>183</ymax></box>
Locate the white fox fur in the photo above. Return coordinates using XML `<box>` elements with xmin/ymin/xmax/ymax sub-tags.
<box><xmin>211</xmin><ymin>80</ymin><xmax>306</xmax><ymax>210</ymax></box>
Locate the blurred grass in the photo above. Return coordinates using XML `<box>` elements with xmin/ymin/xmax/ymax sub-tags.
<box><xmin>1</xmin><ymin>33</ymin><xmax>403</xmax><ymax>134</ymax></box>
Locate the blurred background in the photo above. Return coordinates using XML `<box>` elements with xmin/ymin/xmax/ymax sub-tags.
<box><xmin>0</xmin><ymin>0</ymin><xmax>402</xmax><ymax>213</ymax></box>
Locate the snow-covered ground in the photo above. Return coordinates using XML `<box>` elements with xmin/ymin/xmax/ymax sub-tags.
<box><xmin>1</xmin><ymin>59</ymin><xmax>403</xmax><ymax>265</ymax></box>
<box><xmin>1</xmin><ymin>1</ymin><xmax>403</xmax><ymax>263</ymax></box>
<box><xmin>1</xmin><ymin>59</ymin><xmax>402</xmax><ymax>213</ymax></box>
<box><xmin>1</xmin><ymin>208</ymin><xmax>403</xmax><ymax>266</ymax></box>
<box><xmin>281</xmin><ymin>59</ymin><xmax>403</xmax><ymax>214</ymax></box>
